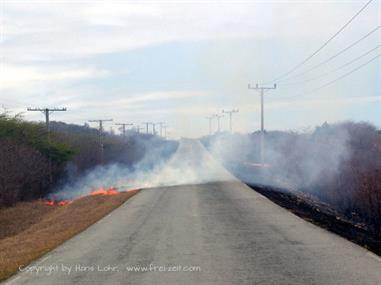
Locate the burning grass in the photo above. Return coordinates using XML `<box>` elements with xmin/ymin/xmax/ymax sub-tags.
<box><xmin>0</xmin><ymin>189</ymin><xmax>139</xmax><ymax>281</ymax></box>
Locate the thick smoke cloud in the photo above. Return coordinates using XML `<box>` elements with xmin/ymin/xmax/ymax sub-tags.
<box><xmin>52</xmin><ymin>136</ymin><xmax>178</xmax><ymax>200</ymax></box>
<box><xmin>52</xmin><ymin>138</ymin><xmax>234</xmax><ymax>200</ymax></box>
<box><xmin>202</xmin><ymin>122</ymin><xmax>351</xmax><ymax>192</ymax></box>
<box><xmin>202</xmin><ymin>121</ymin><xmax>381</xmax><ymax>235</ymax></box>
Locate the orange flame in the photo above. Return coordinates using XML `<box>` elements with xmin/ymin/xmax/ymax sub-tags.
<box><xmin>45</xmin><ymin>200</ymin><xmax>71</xmax><ymax>206</ymax></box>
<box><xmin>45</xmin><ymin>186</ymin><xmax>126</xmax><ymax>206</ymax></box>
<box><xmin>90</xmin><ymin>187</ymin><xmax>119</xmax><ymax>196</ymax></box>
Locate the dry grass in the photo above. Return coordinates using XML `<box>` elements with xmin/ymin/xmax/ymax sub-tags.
<box><xmin>0</xmin><ymin>190</ymin><xmax>139</xmax><ymax>281</ymax></box>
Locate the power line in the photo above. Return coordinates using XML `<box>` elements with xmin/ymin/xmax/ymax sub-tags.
<box><xmin>152</xmin><ymin>123</ymin><xmax>157</xmax><ymax>135</ymax></box>
<box><xmin>213</xmin><ymin>114</ymin><xmax>224</xmax><ymax>133</ymax></box>
<box><xmin>248</xmin><ymin>84</ymin><xmax>276</xmax><ymax>165</ymax></box>
<box><xmin>27</xmin><ymin>107</ymin><xmax>67</xmax><ymax>183</ymax></box>
<box><xmin>222</xmin><ymin>109</ymin><xmax>239</xmax><ymax>132</ymax></box>
<box><xmin>143</xmin><ymin>122</ymin><xmax>153</xmax><ymax>134</ymax></box>
<box><xmin>205</xmin><ymin>116</ymin><xmax>214</xmax><ymax>135</ymax></box>
<box><xmin>162</xmin><ymin>125</ymin><xmax>168</xmax><ymax>138</ymax></box>
<box><xmin>88</xmin><ymin>119</ymin><xmax>113</xmax><ymax>164</ymax></box>
<box><xmin>156</xmin><ymin>122</ymin><xmax>165</xmax><ymax>136</ymax></box>
<box><xmin>265</xmin><ymin>0</ymin><xmax>375</xmax><ymax>84</ymax></box>
<box><xmin>278</xmin><ymin>25</ymin><xmax>381</xmax><ymax>83</ymax></box>
<box><xmin>27</xmin><ymin>107</ymin><xmax>67</xmax><ymax>138</ymax></box>
<box><xmin>135</xmin><ymin>126</ymin><xmax>145</xmax><ymax>133</ymax></box>
<box><xmin>115</xmin><ymin>122</ymin><xmax>133</xmax><ymax>138</ymax></box>
<box><xmin>279</xmin><ymin>45</ymin><xmax>381</xmax><ymax>86</ymax></box>
<box><xmin>280</xmin><ymin>52</ymin><xmax>381</xmax><ymax>100</ymax></box>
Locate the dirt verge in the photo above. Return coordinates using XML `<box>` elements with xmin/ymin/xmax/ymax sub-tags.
<box><xmin>0</xmin><ymin>190</ymin><xmax>139</xmax><ymax>281</ymax></box>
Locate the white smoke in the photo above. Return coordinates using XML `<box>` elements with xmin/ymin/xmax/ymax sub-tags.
<box><xmin>203</xmin><ymin>124</ymin><xmax>350</xmax><ymax>191</ymax></box>
<box><xmin>52</xmin><ymin>138</ymin><xmax>235</xmax><ymax>200</ymax></box>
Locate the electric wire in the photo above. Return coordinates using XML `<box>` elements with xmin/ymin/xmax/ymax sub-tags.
<box><xmin>279</xmin><ymin>52</ymin><xmax>381</xmax><ymax>100</ymax></box>
<box><xmin>277</xmin><ymin>25</ymin><xmax>381</xmax><ymax>83</ymax></box>
<box><xmin>278</xmin><ymin>45</ymin><xmax>381</xmax><ymax>86</ymax></box>
<box><xmin>263</xmin><ymin>0</ymin><xmax>375</xmax><ymax>84</ymax></box>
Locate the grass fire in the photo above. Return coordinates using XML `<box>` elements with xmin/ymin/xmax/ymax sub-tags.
<box><xmin>44</xmin><ymin>187</ymin><xmax>140</xmax><ymax>206</ymax></box>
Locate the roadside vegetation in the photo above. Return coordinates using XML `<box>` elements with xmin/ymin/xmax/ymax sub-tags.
<box><xmin>202</xmin><ymin>121</ymin><xmax>381</xmax><ymax>237</ymax></box>
<box><xmin>0</xmin><ymin>112</ymin><xmax>177</xmax><ymax>207</ymax></box>
<box><xmin>0</xmin><ymin>112</ymin><xmax>179</xmax><ymax>281</ymax></box>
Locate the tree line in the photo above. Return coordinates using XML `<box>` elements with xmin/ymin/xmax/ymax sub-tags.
<box><xmin>0</xmin><ymin>113</ymin><xmax>177</xmax><ymax>206</ymax></box>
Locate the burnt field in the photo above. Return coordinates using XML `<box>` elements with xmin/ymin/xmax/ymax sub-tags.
<box><xmin>202</xmin><ymin>121</ymin><xmax>381</xmax><ymax>253</ymax></box>
<box><xmin>248</xmin><ymin>184</ymin><xmax>381</xmax><ymax>257</ymax></box>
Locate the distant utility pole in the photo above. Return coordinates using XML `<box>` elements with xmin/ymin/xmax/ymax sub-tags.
<box><xmin>88</xmin><ymin>119</ymin><xmax>113</xmax><ymax>164</ymax></box>
<box><xmin>248</xmin><ymin>83</ymin><xmax>277</xmax><ymax>165</ymax></box>
<box><xmin>115</xmin><ymin>123</ymin><xmax>133</xmax><ymax>138</ymax></box>
<box><xmin>222</xmin><ymin>109</ymin><xmax>239</xmax><ymax>132</ymax></box>
<box><xmin>27</xmin><ymin>107</ymin><xmax>67</xmax><ymax>184</ymax></box>
<box><xmin>205</xmin><ymin>116</ymin><xmax>214</xmax><ymax>135</ymax></box>
<box><xmin>27</xmin><ymin>107</ymin><xmax>67</xmax><ymax>139</ymax></box>
<box><xmin>163</xmin><ymin>126</ymin><xmax>167</xmax><ymax>138</ymax></box>
<box><xmin>136</xmin><ymin>126</ymin><xmax>144</xmax><ymax>133</ymax></box>
<box><xmin>143</xmin><ymin>122</ymin><xmax>153</xmax><ymax>134</ymax></box>
<box><xmin>156</xmin><ymin>122</ymin><xmax>164</xmax><ymax>136</ymax></box>
<box><xmin>213</xmin><ymin>114</ymin><xmax>224</xmax><ymax>133</ymax></box>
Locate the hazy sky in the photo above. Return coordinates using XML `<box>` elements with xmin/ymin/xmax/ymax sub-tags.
<box><xmin>1</xmin><ymin>0</ymin><xmax>380</xmax><ymax>138</ymax></box>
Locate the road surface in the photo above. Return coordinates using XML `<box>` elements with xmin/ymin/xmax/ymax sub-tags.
<box><xmin>5</xmin><ymin>140</ymin><xmax>381</xmax><ymax>285</ymax></box>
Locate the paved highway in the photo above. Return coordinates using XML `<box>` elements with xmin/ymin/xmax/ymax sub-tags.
<box><xmin>5</xmin><ymin>140</ymin><xmax>381</xmax><ymax>285</ymax></box>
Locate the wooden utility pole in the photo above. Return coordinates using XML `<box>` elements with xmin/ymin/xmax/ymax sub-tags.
<box><xmin>205</xmin><ymin>116</ymin><xmax>213</xmax><ymax>135</ymax></box>
<box><xmin>213</xmin><ymin>114</ymin><xmax>224</xmax><ymax>133</ymax></box>
<box><xmin>222</xmin><ymin>109</ymin><xmax>239</xmax><ymax>132</ymax></box>
<box><xmin>136</xmin><ymin>126</ymin><xmax>144</xmax><ymax>133</ymax></box>
<box><xmin>248</xmin><ymin>83</ymin><xmax>277</xmax><ymax>165</ymax></box>
<box><xmin>115</xmin><ymin>123</ymin><xmax>133</xmax><ymax>138</ymax></box>
<box><xmin>27</xmin><ymin>107</ymin><xmax>67</xmax><ymax>183</ymax></box>
<box><xmin>156</xmin><ymin>122</ymin><xmax>165</xmax><ymax>137</ymax></box>
<box><xmin>88</xmin><ymin>119</ymin><xmax>113</xmax><ymax>164</ymax></box>
<box><xmin>143</xmin><ymin>122</ymin><xmax>153</xmax><ymax>134</ymax></box>
<box><xmin>27</xmin><ymin>107</ymin><xmax>67</xmax><ymax>140</ymax></box>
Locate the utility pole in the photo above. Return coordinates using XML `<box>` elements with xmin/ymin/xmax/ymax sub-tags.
<box><xmin>143</xmin><ymin>122</ymin><xmax>153</xmax><ymax>134</ymax></box>
<box><xmin>163</xmin><ymin>126</ymin><xmax>167</xmax><ymax>138</ymax></box>
<box><xmin>27</xmin><ymin>107</ymin><xmax>67</xmax><ymax>139</ymax></box>
<box><xmin>115</xmin><ymin>123</ymin><xmax>133</xmax><ymax>138</ymax></box>
<box><xmin>248</xmin><ymin>83</ymin><xmax>277</xmax><ymax>165</ymax></box>
<box><xmin>213</xmin><ymin>114</ymin><xmax>224</xmax><ymax>134</ymax></box>
<box><xmin>27</xmin><ymin>107</ymin><xmax>67</xmax><ymax>183</ymax></box>
<box><xmin>156</xmin><ymin>122</ymin><xmax>164</xmax><ymax>137</ymax></box>
<box><xmin>88</xmin><ymin>119</ymin><xmax>113</xmax><ymax>164</ymax></box>
<box><xmin>205</xmin><ymin>116</ymin><xmax>214</xmax><ymax>136</ymax></box>
<box><xmin>222</xmin><ymin>109</ymin><xmax>239</xmax><ymax>132</ymax></box>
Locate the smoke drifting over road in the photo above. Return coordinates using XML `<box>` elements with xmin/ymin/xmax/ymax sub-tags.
<box><xmin>52</xmin><ymin>138</ymin><xmax>234</xmax><ymax>200</ymax></box>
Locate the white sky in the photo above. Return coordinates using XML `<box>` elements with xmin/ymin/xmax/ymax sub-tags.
<box><xmin>1</xmin><ymin>0</ymin><xmax>380</xmax><ymax>138</ymax></box>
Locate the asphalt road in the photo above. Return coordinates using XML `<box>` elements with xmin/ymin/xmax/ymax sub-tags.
<box><xmin>5</xmin><ymin>140</ymin><xmax>381</xmax><ymax>285</ymax></box>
